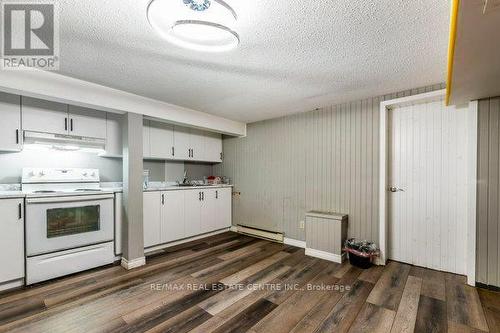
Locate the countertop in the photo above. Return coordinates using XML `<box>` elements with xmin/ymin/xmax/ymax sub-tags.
<box><xmin>0</xmin><ymin>191</ymin><xmax>25</xmax><ymax>199</ymax></box>
<box><xmin>0</xmin><ymin>184</ymin><xmax>233</xmax><ymax>199</ymax></box>
<box><xmin>109</xmin><ymin>184</ymin><xmax>233</xmax><ymax>193</ymax></box>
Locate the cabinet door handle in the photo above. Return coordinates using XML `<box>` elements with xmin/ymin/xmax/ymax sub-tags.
<box><xmin>202</xmin><ymin>192</ymin><xmax>204</xmax><ymax>201</ymax></box>
<box><xmin>172</xmin><ymin>147</ymin><xmax>175</xmax><ymax>156</ymax></box>
<box><xmin>18</xmin><ymin>203</ymin><xmax>22</xmax><ymax>220</ymax></box>
<box><xmin>70</xmin><ymin>119</ymin><xmax>73</xmax><ymax>131</ymax></box>
<box><xmin>220</xmin><ymin>152</ymin><xmax>223</xmax><ymax>160</ymax></box>
<box><xmin>216</xmin><ymin>190</ymin><xmax>218</xmax><ymax>199</ymax></box>
<box><xmin>16</xmin><ymin>129</ymin><xmax>19</xmax><ymax>144</ymax></box>
<box><xmin>199</xmin><ymin>192</ymin><xmax>201</xmax><ymax>201</ymax></box>
<box><xmin>65</xmin><ymin>118</ymin><xmax>68</xmax><ymax>131</ymax></box>
<box><xmin>192</xmin><ymin>149</ymin><xmax>194</xmax><ymax>158</ymax></box>
<box><xmin>161</xmin><ymin>194</ymin><xmax>165</xmax><ymax>205</ymax></box>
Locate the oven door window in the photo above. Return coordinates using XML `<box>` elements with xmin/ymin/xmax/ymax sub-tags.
<box><xmin>46</xmin><ymin>205</ymin><xmax>100</xmax><ymax>238</ymax></box>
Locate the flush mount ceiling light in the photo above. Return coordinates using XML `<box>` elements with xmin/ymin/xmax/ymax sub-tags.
<box><xmin>147</xmin><ymin>0</ymin><xmax>239</xmax><ymax>52</ymax></box>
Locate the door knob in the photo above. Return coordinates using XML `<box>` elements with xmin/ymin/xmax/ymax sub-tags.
<box><xmin>389</xmin><ymin>186</ymin><xmax>404</xmax><ymax>192</ymax></box>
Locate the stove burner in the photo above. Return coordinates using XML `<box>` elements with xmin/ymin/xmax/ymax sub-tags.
<box><xmin>33</xmin><ymin>190</ymin><xmax>57</xmax><ymax>193</ymax></box>
<box><xmin>74</xmin><ymin>189</ymin><xmax>102</xmax><ymax>192</ymax></box>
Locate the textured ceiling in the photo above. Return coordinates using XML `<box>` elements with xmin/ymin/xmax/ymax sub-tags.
<box><xmin>57</xmin><ymin>0</ymin><xmax>450</xmax><ymax>123</ymax></box>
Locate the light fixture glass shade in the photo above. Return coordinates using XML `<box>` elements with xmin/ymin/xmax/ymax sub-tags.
<box><xmin>147</xmin><ymin>0</ymin><xmax>239</xmax><ymax>52</ymax></box>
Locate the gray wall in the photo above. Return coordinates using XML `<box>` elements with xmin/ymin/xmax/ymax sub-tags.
<box><xmin>0</xmin><ymin>152</ymin><xmax>215</xmax><ymax>184</ymax></box>
<box><xmin>215</xmin><ymin>83</ymin><xmax>445</xmax><ymax>242</ymax></box>
<box><xmin>143</xmin><ymin>160</ymin><xmax>214</xmax><ymax>182</ymax></box>
<box><xmin>477</xmin><ymin>96</ymin><xmax>500</xmax><ymax>288</ymax></box>
<box><xmin>185</xmin><ymin>162</ymin><xmax>214</xmax><ymax>180</ymax></box>
<box><xmin>143</xmin><ymin>160</ymin><xmax>166</xmax><ymax>181</ymax></box>
<box><xmin>0</xmin><ymin>150</ymin><xmax>122</xmax><ymax>183</ymax></box>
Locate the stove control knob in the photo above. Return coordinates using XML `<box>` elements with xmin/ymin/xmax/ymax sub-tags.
<box><xmin>39</xmin><ymin>171</ymin><xmax>45</xmax><ymax>177</ymax></box>
<box><xmin>83</xmin><ymin>172</ymin><xmax>88</xmax><ymax>177</ymax></box>
<box><xmin>91</xmin><ymin>172</ymin><xmax>96</xmax><ymax>177</ymax></box>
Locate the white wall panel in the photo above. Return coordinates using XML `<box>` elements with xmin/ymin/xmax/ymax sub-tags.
<box><xmin>215</xmin><ymin>84</ymin><xmax>445</xmax><ymax>242</ymax></box>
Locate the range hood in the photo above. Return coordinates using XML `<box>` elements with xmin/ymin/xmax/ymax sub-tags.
<box><xmin>23</xmin><ymin>131</ymin><xmax>106</xmax><ymax>151</ymax></box>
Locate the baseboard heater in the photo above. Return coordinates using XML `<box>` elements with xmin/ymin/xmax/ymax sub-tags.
<box><xmin>236</xmin><ymin>225</ymin><xmax>284</xmax><ymax>243</ymax></box>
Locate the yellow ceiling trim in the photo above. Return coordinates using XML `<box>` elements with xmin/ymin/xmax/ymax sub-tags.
<box><xmin>446</xmin><ymin>0</ymin><xmax>460</xmax><ymax>106</ymax></box>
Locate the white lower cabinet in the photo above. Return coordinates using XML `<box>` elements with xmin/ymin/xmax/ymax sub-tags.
<box><xmin>118</xmin><ymin>188</ymin><xmax>231</xmax><ymax>252</ymax></box>
<box><xmin>143</xmin><ymin>191</ymin><xmax>161</xmax><ymax>248</ymax></box>
<box><xmin>201</xmin><ymin>189</ymin><xmax>217</xmax><ymax>233</ymax></box>
<box><xmin>0</xmin><ymin>198</ymin><xmax>25</xmax><ymax>284</ymax></box>
<box><xmin>216</xmin><ymin>188</ymin><xmax>232</xmax><ymax>229</ymax></box>
<box><xmin>184</xmin><ymin>190</ymin><xmax>202</xmax><ymax>237</ymax></box>
<box><xmin>161</xmin><ymin>191</ymin><xmax>185</xmax><ymax>243</ymax></box>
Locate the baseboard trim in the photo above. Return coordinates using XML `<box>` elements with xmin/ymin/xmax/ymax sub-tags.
<box><xmin>121</xmin><ymin>256</ymin><xmax>146</xmax><ymax>270</ymax></box>
<box><xmin>476</xmin><ymin>282</ymin><xmax>500</xmax><ymax>292</ymax></box>
<box><xmin>305</xmin><ymin>248</ymin><xmax>344</xmax><ymax>264</ymax></box>
<box><xmin>144</xmin><ymin>228</ymin><xmax>231</xmax><ymax>254</ymax></box>
<box><xmin>236</xmin><ymin>225</ymin><xmax>284</xmax><ymax>242</ymax></box>
<box><xmin>284</xmin><ymin>237</ymin><xmax>306</xmax><ymax>248</ymax></box>
<box><xmin>0</xmin><ymin>279</ymin><xmax>24</xmax><ymax>293</ymax></box>
<box><xmin>230</xmin><ymin>226</ymin><xmax>238</xmax><ymax>232</ymax></box>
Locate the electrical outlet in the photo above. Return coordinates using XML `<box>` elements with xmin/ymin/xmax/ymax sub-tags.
<box><xmin>299</xmin><ymin>221</ymin><xmax>305</xmax><ymax>229</ymax></box>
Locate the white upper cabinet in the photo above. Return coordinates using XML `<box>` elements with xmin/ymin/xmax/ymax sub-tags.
<box><xmin>189</xmin><ymin>129</ymin><xmax>205</xmax><ymax>161</ymax></box>
<box><xmin>0</xmin><ymin>198</ymin><xmax>25</xmax><ymax>283</ymax></box>
<box><xmin>137</xmin><ymin>120</ymin><xmax>224</xmax><ymax>162</ymax></box>
<box><xmin>204</xmin><ymin>132</ymin><xmax>223</xmax><ymax>162</ymax></box>
<box><xmin>68</xmin><ymin>105</ymin><xmax>106</xmax><ymax>138</ymax></box>
<box><xmin>173</xmin><ymin>126</ymin><xmax>191</xmax><ymax>160</ymax></box>
<box><xmin>22</xmin><ymin>97</ymin><xmax>106</xmax><ymax>139</ymax></box>
<box><xmin>0</xmin><ymin>92</ymin><xmax>22</xmax><ymax>152</ymax></box>
<box><xmin>104</xmin><ymin>113</ymin><xmax>123</xmax><ymax>157</ymax></box>
<box><xmin>22</xmin><ymin>97</ymin><xmax>68</xmax><ymax>135</ymax></box>
<box><xmin>150</xmin><ymin>122</ymin><xmax>174</xmax><ymax>159</ymax></box>
<box><xmin>143</xmin><ymin>120</ymin><xmax>151</xmax><ymax>158</ymax></box>
<box><xmin>172</xmin><ymin>126</ymin><xmax>222</xmax><ymax>162</ymax></box>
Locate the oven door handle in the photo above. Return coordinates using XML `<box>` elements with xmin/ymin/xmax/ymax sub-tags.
<box><xmin>26</xmin><ymin>194</ymin><xmax>114</xmax><ymax>204</ymax></box>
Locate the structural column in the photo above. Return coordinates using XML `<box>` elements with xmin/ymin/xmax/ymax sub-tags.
<box><xmin>121</xmin><ymin>112</ymin><xmax>145</xmax><ymax>269</ymax></box>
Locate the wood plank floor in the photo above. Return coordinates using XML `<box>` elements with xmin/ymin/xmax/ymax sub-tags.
<box><xmin>0</xmin><ymin>232</ymin><xmax>495</xmax><ymax>333</ymax></box>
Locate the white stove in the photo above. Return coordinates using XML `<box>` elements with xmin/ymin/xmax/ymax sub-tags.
<box><xmin>22</xmin><ymin>168</ymin><xmax>112</xmax><ymax>196</ymax></box>
<box><xmin>22</xmin><ymin>168</ymin><xmax>115</xmax><ymax>285</ymax></box>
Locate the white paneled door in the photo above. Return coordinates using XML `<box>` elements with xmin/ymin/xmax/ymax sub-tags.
<box><xmin>388</xmin><ymin>98</ymin><xmax>472</xmax><ymax>275</ymax></box>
